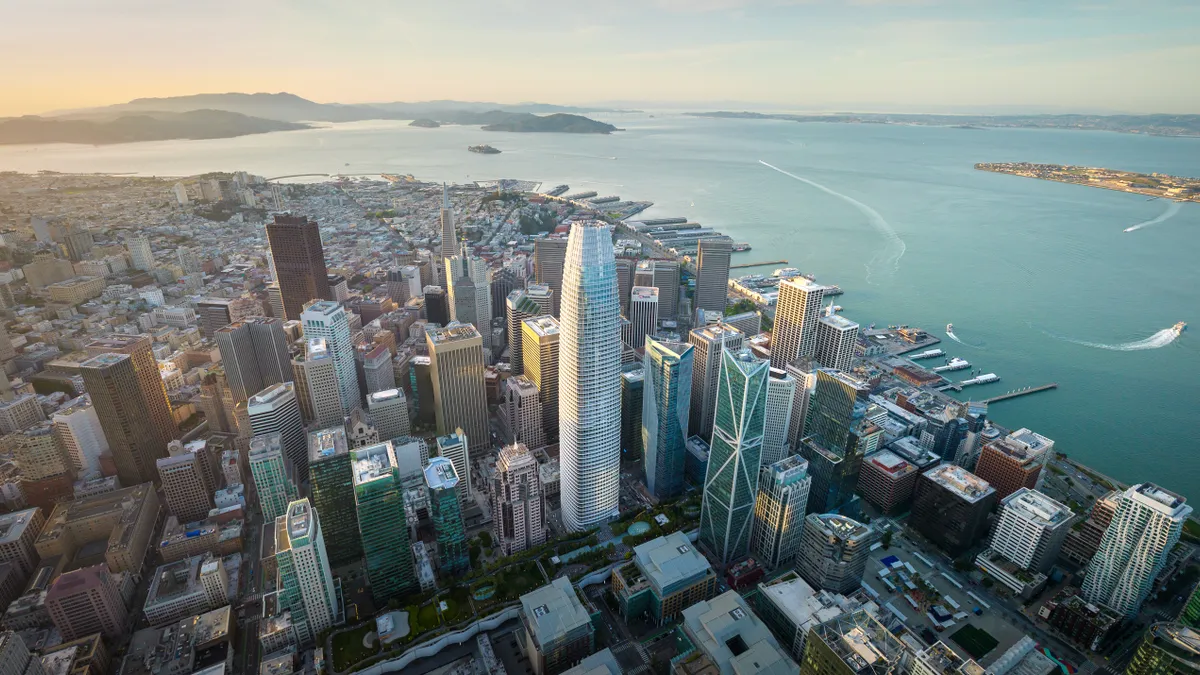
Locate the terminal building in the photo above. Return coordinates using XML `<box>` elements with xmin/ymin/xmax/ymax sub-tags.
<box><xmin>611</xmin><ymin>531</ymin><xmax>718</xmax><ymax>626</ymax></box>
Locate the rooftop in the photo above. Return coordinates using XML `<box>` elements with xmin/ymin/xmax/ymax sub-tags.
<box><xmin>692</xmin><ymin>323</ymin><xmax>743</xmax><ymax>342</ymax></box>
<box><xmin>759</xmin><ymin>572</ymin><xmax>874</xmax><ymax>640</ymax></box>
<box><xmin>924</xmin><ymin>464</ymin><xmax>995</xmax><ymax>503</ymax></box>
<box><xmin>887</xmin><ymin>437</ymin><xmax>941</xmax><ymax>468</ymax></box>
<box><xmin>1132</xmin><ymin>483</ymin><xmax>1189</xmax><ymax>514</ymax></box>
<box><xmin>247</xmin><ymin>383</ymin><xmax>295</xmax><ymax>411</ymax></box>
<box><xmin>305</xmin><ymin>338</ymin><xmax>330</xmax><ymax>360</ymax></box>
<box><xmin>810</xmin><ymin>610</ymin><xmax>909</xmax><ymax>675</ymax></box>
<box><xmin>524</xmin><ymin>315</ymin><xmax>561</xmax><ymax>337</ymax></box>
<box><xmin>423</xmin><ymin>456</ymin><xmax>459</xmax><ymax>491</ymax></box>
<box><xmin>1003</xmin><ymin>488</ymin><xmax>1073</xmax><ymax>526</ymax></box>
<box><xmin>811</xmin><ymin>513</ymin><xmax>874</xmax><ymax>542</ymax></box>
<box><xmin>631</xmin><ymin>286</ymin><xmax>659</xmax><ymax>301</ymax></box>
<box><xmin>622</xmin><ymin>367</ymin><xmax>644</xmax><ymax>383</ymax></box>
<box><xmin>766</xmin><ymin>455</ymin><xmax>810</xmax><ymax>484</ymax></box>
<box><xmin>308</xmin><ymin>426</ymin><xmax>350</xmax><ymax>462</ymax></box>
<box><xmin>367</xmin><ymin>388</ymin><xmax>405</xmax><ymax>404</ymax></box>
<box><xmin>561</xmin><ymin>648</ymin><xmax>622</xmax><ymax>675</ymax></box>
<box><xmin>1147</xmin><ymin>623</ymin><xmax>1200</xmax><ymax>663</ymax></box>
<box><xmin>1007</xmin><ymin>428</ymin><xmax>1053</xmax><ymax>453</ymax></box>
<box><xmin>865</xmin><ymin>451</ymin><xmax>915</xmax><ymax>477</ymax></box>
<box><xmin>80</xmin><ymin>352</ymin><xmax>129</xmax><ymax>368</ymax></box>
<box><xmin>249</xmin><ymin>433</ymin><xmax>284</xmax><ymax>459</ymax></box>
<box><xmin>300</xmin><ymin>300</ymin><xmax>342</xmax><ymax>317</ymax></box>
<box><xmin>285</xmin><ymin>500</ymin><xmax>314</xmax><ymax>543</ymax></box>
<box><xmin>681</xmin><ymin>590</ymin><xmax>793</xmax><ymax>675</ymax></box>
<box><xmin>351</xmin><ymin>442</ymin><xmax>397</xmax><ymax>486</ymax></box>
<box><xmin>633</xmin><ymin>531</ymin><xmax>714</xmax><ymax>596</ymax></box>
<box><xmin>820</xmin><ymin>314</ymin><xmax>860</xmax><ymax>330</ymax></box>
<box><xmin>427</xmin><ymin>322</ymin><xmax>482</xmax><ymax>344</ymax></box>
<box><xmin>521</xmin><ymin>576</ymin><xmax>592</xmax><ymax>645</ymax></box>
<box><xmin>0</xmin><ymin>507</ymin><xmax>40</xmax><ymax>545</ymax></box>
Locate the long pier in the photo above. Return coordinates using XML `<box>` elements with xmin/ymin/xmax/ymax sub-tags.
<box><xmin>731</xmin><ymin>259</ymin><xmax>788</xmax><ymax>270</ymax></box>
<box><xmin>982</xmin><ymin>383</ymin><xmax>1058</xmax><ymax>404</ymax></box>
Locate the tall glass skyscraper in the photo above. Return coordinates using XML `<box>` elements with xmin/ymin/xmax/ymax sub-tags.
<box><xmin>425</xmin><ymin>456</ymin><xmax>469</xmax><ymax>576</ymax></box>
<box><xmin>350</xmin><ymin>441</ymin><xmax>415</xmax><ymax>605</ymax></box>
<box><xmin>699</xmin><ymin>349</ymin><xmax>769</xmax><ymax>566</ymax></box>
<box><xmin>642</xmin><ymin>337</ymin><xmax>693</xmax><ymax>500</ymax></box>
<box><xmin>300</xmin><ymin>301</ymin><xmax>360</xmax><ymax>414</ymax></box>
<box><xmin>558</xmin><ymin>222</ymin><xmax>622</xmax><ymax>532</ymax></box>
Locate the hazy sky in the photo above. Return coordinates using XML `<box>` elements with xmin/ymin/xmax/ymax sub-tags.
<box><xmin>4</xmin><ymin>0</ymin><xmax>1199</xmax><ymax>116</ymax></box>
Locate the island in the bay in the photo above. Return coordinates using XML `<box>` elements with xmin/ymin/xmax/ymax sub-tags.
<box><xmin>1</xmin><ymin>92</ymin><xmax>619</xmax><ymax>145</ymax></box>
<box><xmin>468</xmin><ymin>144</ymin><xmax>500</xmax><ymax>154</ymax></box>
<box><xmin>975</xmin><ymin>162</ymin><xmax>1200</xmax><ymax>202</ymax></box>
<box><xmin>688</xmin><ymin>110</ymin><xmax>1200</xmax><ymax>137</ymax></box>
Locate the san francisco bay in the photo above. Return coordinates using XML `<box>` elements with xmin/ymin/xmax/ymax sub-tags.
<box><xmin>1</xmin><ymin>114</ymin><xmax>1197</xmax><ymax>498</ymax></box>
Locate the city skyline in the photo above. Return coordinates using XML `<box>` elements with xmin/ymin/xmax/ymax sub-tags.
<box><xmin>3</xmin><ymin>2</ymin><xmax>1199</xmax><ymax>117</ymax></box>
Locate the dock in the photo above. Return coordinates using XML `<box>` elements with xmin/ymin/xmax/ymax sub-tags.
<box><xmin>730</xmin><ymin>260</ymin><xmax>788</xmax><ymax>270</ymax></box>
<box><xmin>982</xmin><ymin>383</ymin><xmax>1058</xmax><ymax>404</ymax></box>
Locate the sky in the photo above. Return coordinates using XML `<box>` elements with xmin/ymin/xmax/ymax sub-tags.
<box><xmin>3</xmin><ymin>0</ymin><xmax>1199</xmax><ymax>117</ymax></box>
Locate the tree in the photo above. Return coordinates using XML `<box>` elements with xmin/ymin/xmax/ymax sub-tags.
<box><xmin>881</xmin><ymin>531</ymin><xmax>893</xmax><ymax>549</ymax></box>
<box><xmin>479</xmin><ymin>531</ymin><xmax>493</xmax><ymax>548</ymax></box>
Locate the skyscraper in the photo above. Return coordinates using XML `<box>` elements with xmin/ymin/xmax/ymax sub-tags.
<box><xmin>910</xmin><ymin>464</ymin><xmax>998</xmax><ymax>555</ymax></box>
<box><xmin>249</xmin><ymin>433</ymin><xmax>299</xmax><ymax>522</ymax></box>
<box><xmin>503</xmin><ymin>376</ymin><xmax>545</xmax><ymax>451</ymax></box>
<box><xmin>307</xmin><ymin>427</ymin><xmax>362</xmax><ymax>566</ymax></box>
<box><xmin>51</xmin><ymin>400</ymin><xmax>108</xmax><ymax>476</ymax></box>
<box><xmin>642</xmin><ymin>336</ymin><xmax>693</xmax><ymax>500</ymax></box>
<box><xmin>694</xmin><ymin>239</ymin><xmax>732</xmax><ymax>313</ymax></box>
<box><xmin>1126</xmin><ymin>623</ymin><xmax>1200</xmax><ymax>675</ymax></box>
<box><xmin>1082</xmin><ymin>483</ymin><xmax>1192</xmax><ymax>617</ymax></box>
<box><xmin>558</xmin><ymin>222</ymin><xmax>622</xmax><ymax>532</ymax></box>
<box><xmin>699</xmin><ymin>349</ymin><xmax>769</xmax><ymax>566</ymax></box>
<box><xmin>80</xmin><ymin>349</ymin><xmax>176</xmax><ymax>487</ymax></box>
<box><xmin>266</xmin><ymin>214</ymin><xmax>331</xmax><ymax>320</ymax></box>
<box><xmin>45</xmin><ymin>564</ymin><xmax>128</xmax><ymax>641</ymax></box>
<box><xmin>752</xmin><ymin>455</ymin><xmax>811</xmax><ymax>569</ymax></box>
<box><xmin>300</xmin><ymin>301</ymin><xmax>360</xmax><ymax>414</ymax></box>
<box><xmin>627</xmin><ymin>286</ymin><xmax>659</xmax><ymax>349</ymax></box>
<box><xmin>805</xmin><ymin>369</ymin><xmax>869</xmax><ymax>454</ymax></box>
<box><xmin>648</xmin><ymin>259</ymin><xmax>681</xmax><ymax>319</ymax></box>
<box><xmin>506</xmin><ymin>285</ymin><xmax>554</xmax><ymax>376</ymax></box>
<box><xmin>614</xmin><ymin>257</ymin><xmax>634</xmax><ymax>315</ymax></box>
<box><xmin>620</xmin><ymin>367</ymin><xmax>644</xmax><ymax>463</ymax></box>
<box><xmin>534</xmin><ymin>236</ymin><xmax>568</xmax><ymax>316</ymax></box>
<box><xmin>795</xmin><ymin>513</ymin><xmax>878</xmax><ymax>593</ymax></box>
<box><xmin>445</xmin><ymin>252</ymin><xmax>493</xmax><ymax>352</ymax></box>
<box><xmin>522</xmin><ymin>316</ymin><xmax>561</xmax><ymax>440</ymax></box>
<box><xmin>762</xmin><ymin>368</ymin><xmax>796</xmax><ymax>467</ymax></box>
<box><xmin>688</xmin><ymin>323</ymin><xmax>745</xmax><ymax>440</ymax></box>
<box><xmin>366</xmin><ymin>388</ymin><xmax>411</xmax><ymax>442</ymax></box>
<box><xmin>126</xmin><ymin>234</ymin><xmax>154</xmax><ymax>271</ymax></box>
<box><xmin>196</xmin><ymin>296</ymin><xmax>261</xmax><ymax>338</ymax></box>
<box><xmin>215</xmin><ymin>318</ymin><xmax>293</xmax><ymax>403</ymax></box>
<box><xmin>771</xmin><ymin>278</ymin><xmax>826</xmax><ymax>369</ymax></box>
<box><xmin>292</xmin><ymin>338</ymin><xmax>347</xmax><ymax>428</ymax></box>
<box><xmin>275</xmin><ymin>499</ymin><xmax>338</xmax><ymax>645</ymax></box>
<box><xmin>247</xmin><ymin>383</ymin><xmax>308</xmax><ymax>482</ymax></box>
<box><xmin>360</xmin><ymin>343</ymin><xmax>396</xmax><ymax>396</ymax></box>
<box><xmin>426</xmin><ymin>324</ymin><xmax>489</xmax><ymax>457</ymax></box>
<box><xmin>785</xmin><ymin>358</ymin><xmax>818</xmax><ymax>450</ymax></box>
<box><xmin>425</xmin><ymin>456</ymin><xmax>469</xmax><ymax>576</ymax></box>
<box><xmin>815</xmin><ymin>315</ymin><xmax>860</xmax><ymax>373</ymax></box>
<box><xmin>423</xmin><ymin>285</ymin><xmax>451</xmax><ymax>326</ymax></box>
<box><xmin>157</xmin><ymin>448</ymin><xmax>214</xmax><ymax>522</ymax></box>
<box><xmin>352</xmin><ymin>441</ymin><xmax>416</xmax><ymax>604</ymax></box>
<box><xmin>981</xmin><ymin>488</ymin><xmax>1072</xmax><ymax>575</ymax></box>
<box><xmin>491</xmin><ymin>443</ymin><xmax>545</xmax><ymax>556</ymax></box>
<box><xmin>439</xmin><ymin>184</ymin><xmax>457</xmax><ymax>259</ymax></box>
<box><xmin>435</xmin><ymin>430</ymin><xmax>472</xmax><ymax>504</ymax></box>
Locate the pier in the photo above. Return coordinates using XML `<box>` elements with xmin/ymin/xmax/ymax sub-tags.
<box><xmin>982</xmin><ymin>383</ymin><xmax>1058</xmax><ymax>404</ymax></box>
<box><xmin>730</xmin><ymin>260</ymin><xmax>789</xmax><ymax>270</ymax></box>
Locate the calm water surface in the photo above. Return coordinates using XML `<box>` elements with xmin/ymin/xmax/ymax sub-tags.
<box><xmin>2</xmin><ymin>115</ymin><xmax>1198</xmax><ymax>498</ymax></box>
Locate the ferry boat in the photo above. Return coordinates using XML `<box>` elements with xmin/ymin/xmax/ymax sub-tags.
<box><xmin>933</xmin><ymin>358</ymin><xmax>971</xmax><ymax>373</ymax></box>
<box><xmin>946</xmin><ymin>323</ymin><xmax>954</xmax><ymax>333</ymax></box>
<box><xmin>824</xmin><ymin>285</ymin><xmax>844</xmax><ymax>296</ymax></box>
<box><xmin>1174</xmin><ymin>321</ymin><xmax>1188</xmax><ymax>334</ymax></box>
<box><xmin>733</xmin><ymin>243</ymin><xmax>752</xmax><ymax>252</ymax></box>
<box><xmin>910</xmin><ymin>349</ymin><xmax>944</xmax><ymax>360</ymax></box>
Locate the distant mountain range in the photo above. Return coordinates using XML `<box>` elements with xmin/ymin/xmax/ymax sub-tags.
<box><xmin>2</xmin><ymin>92</ymin><xmax>616</xmax><ymax>144</ymax></box>
<box><xmin>0</xmin><ymin>109</ymin><xmax>308</xmax><ymax>146</ymax></box>
<box><xmin>688</xmin><ymin>111</ymin><xmax>1200</xmax><ymax>137</ymax></box>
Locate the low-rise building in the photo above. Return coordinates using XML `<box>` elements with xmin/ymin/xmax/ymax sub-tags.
<box><xmin>35</xmin><ymin>483</ymin><xmax>160</xmax><ymax>574</ymax></box>
<box><xmin>910</xmin><ymin>464</ymin><xmax>996</xmax><ymax>555</ymax></box>
<box><xmin>752</xmin><ymin>571</ymin><xmax>878</xmax><ymax>663</ymax></box>
<box><xmin>520</xmin><ymin>577</ymin><xmax>595</xmax><ymax>675</ymax></box>
<box><xmin>612</xmin><ymin>531</ymin><xmax>717</xmax><ymax>626</ymax></box>
<box><xmin>856</xmin><ymin>451</ymin><xmax>919</xmax><ymax>515</ymax></box>
<box><xmin>1038</xmin><ymin>589</ymin><xmax>1120</xmax><ymax>652</ymax></box>
<box><xmin>0</xmin><ymin>508</ymin><xmax>45</xmax><ymax>577</ymax></box>
<box><xmin>38</xmin><ymin>633</ymin><xmax>109</xmax><ymax>675</ymax></box>
<box><xmin>801</xmin><ymin>610</ymin><xmax>912</xmax><ymax>675</ymax></box>
<box><xmin>120</xmin><ymin>605</ymin><xmax>233</xmax><ymax>675</ymax></box>
<box><xmin>143</xmin><ymin>554</ymin><xmax>229</xmax><ymax>627</ymax></box>
<box><xmin>679</xmin><ymin>590</ymin><xmax>798</xmax><ymax>675</ymax></box>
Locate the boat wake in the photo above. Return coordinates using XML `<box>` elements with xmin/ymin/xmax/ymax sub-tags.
<box><xmin>945</xmin><ymin>330</ymin><xmax>985</xmax><ymax>349</ymax></box>
<box><xmin>1044</xmin><ymin>326</ymin><xmax>1182</xmax><ymax>351</ymax></box>
<box><xmin>759</xmin><ymin>160</ymin><xmax>905</xmax><ymax>284</ymax></box>
<box><xmin>1124</xmin><ymin>201</ymin><xmax>1182</xmax><ymax>233</ymax></box>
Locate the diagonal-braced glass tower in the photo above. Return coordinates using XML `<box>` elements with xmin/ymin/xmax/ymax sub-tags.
<box><xmin>559</xmin><ymin>222</ymin><xmax>622</xmax><ymax>532</ymax></box>
<box><xmin>700</xmin><ymin>349</ymin><xmax>769</xmax><ymax>566</ymax></box>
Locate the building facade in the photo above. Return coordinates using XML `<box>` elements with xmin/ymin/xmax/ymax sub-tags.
<box><xmin>771</xmin><ymin>278</ymin><xmax>826</xmax><ymax>369</ymax></box>
<box><xmin>266</xmin><ymin>214</ymin><xmax>331</xmax><ymax>320</ymax></box>
<box><xmin>491</xmin><ymin>443</ymin><xmax>545</xmax><ymax>556</ymax></box>
<box><xmin>752</xmin><ymin>456</ymin><xmax>812</xmax><ymax>569</ymax></box>
<box><xmin>641</xmin><ymin>337</ymin><xmax>693</xmax><ymax>500</ymax></box>
<box><xmin>425</xmin><ymin>456</ymin><xmax>469</xmax><ymax>576</ymax></box>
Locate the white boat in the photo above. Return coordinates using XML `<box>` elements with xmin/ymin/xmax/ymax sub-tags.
<box><xmin>910</xmin><ymin>349</ymin><xmax>945</xmax><ymax>360</ymax></box>
<box><xmin>946</xmin><ymin>323</ymin><xmax>954</xmax><ymax>333</ymax></box>
<box><xmin>1174</xmin><ymin>321</ymin><xmax>1188</xmax><ymax>334</ymax></box>
<box><xmin>933</xmin><ymin>358</ymin><xmax>971</xmax><ymax>373</ymax></box>
<box><xmin>961</xmin><ymin>373</ymin><xmax>1000</xmax><ymax>386</ymax></box>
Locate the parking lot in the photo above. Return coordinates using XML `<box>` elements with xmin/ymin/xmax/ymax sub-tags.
<box><xmin>862</xmin><ymin>541</ymin><xmax>1025</xmax><ymax>665</ymax></box>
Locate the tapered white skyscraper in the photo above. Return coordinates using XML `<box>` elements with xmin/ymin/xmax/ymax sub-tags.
<box><xmin>559</xmin><ymin>222</ymin><xmax>622</xmax><ymax>532</ymax></box>
<box><xmin>439</xmin><ymin>183</ymin><xmax>456</xmax><ymax>258</ymax></box>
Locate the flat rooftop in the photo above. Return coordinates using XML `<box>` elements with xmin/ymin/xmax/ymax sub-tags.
<box><xmin>691</xmin><ymin>323</ymin><xmax>743</xmax><ymax>342</ymax></box>
<box><xmin>308</xmin><ymin>426</ymin><xmax>349</xmax><ymax>462</ymax></box>
<box><xmin>811</xmin><ymin>513</ymin><xmax>874</xmax><ymax>542</ymax></box>
<box><xmin>924</xmin><ymin>464</ymin><xmax>995</xmax><ymax>503</ymax></box>
<box><xmin>865</xmin><ymin>451</ymin><xmax>915</xmax><ymax>477</ymax></box>
<box><xmin>427</xmin><ymin>323</ymin><xmax>481</xmax><ymax>344</ymax></box>
<box><xmin>633</xmin><ymin>531</ymin><xmax>713</xmax><ymax>596</ymax></box>
<box><xmin>351</xmin><ymin>442</ymin><xmax>397</xmax><ymax>486</ymax></box>
<box><xmin>820</xmin><ymin>314</ymin><xmax>860</xmax><ymax>330</ymax></box>
<box><xmin>1007</xmin><ymin>428</ymin><xmax>1053</xmax><ymax>453</ymax></box>
<box><xmin>1003</xmin><ymin>488</ymin><xmax>1073</xmax><ymax>526</ymax></box>
<box><xmin>681</xmin><ymin>590</ymin><xmax>790</xmax><ymax>674</ymax></box>
<box><xmin>80</xmin><ymin>352</ymin><xmax>129</xmax><ymax>368</ymax></box>
<box><xmin>631</xmin><ymin>286</ymin><xmax>659</xmax><ymax>300</ymax></box>
<box><xmin>423</xmin><ymin>456</ymin><xmax>459</xmax><ymax>491</ymax></box>
<box><xmin>300</xmin><ymin>300</ymin><xmax>342</xmax><ymax>317</ymax></box>
<box><xmin>1132</xmin><ymin>483</ymin><xmax>1189</xmax><ymax>513</ymax></box>
<box><xmin>285</xmin><ymin>501</ymin><xmax>313</xmax><ymax>542</ymax></box>
<box><xmin>367</xmin><ymin>389</ymin><xmax>405</xmax><ymax>404</ymax></box>
<box><xmin>887</xmin><ymin>436</ymin><xmax>940</xmax><ymax>468</ymax></box>
<box><xmin>810</xmin><ymin>610</ymin><xmax>909</xmax><ymax>675</ymax></box>
<box><xmin>622</xmin><ymin>367</ymin><xmax>644</xmax><ymax>383</ymax></box>
<box><xmin>247</xmin><ymin>383</ymin><xmax>294</xmax><ymax>410</ymax></box>
<box><xmin>766</xmin><ymin>455</ymin><xmax>810</xmax><ymax>483</ymax></box>
<box><xmin>524</xmin><ymin>315</ymin><xmax>561</xmax><ymax>337</ymax></box>
<box><xmin>0</xmin><ymin>508</ymin><xmax>40</xmax><ymax>545</ymax></box>
<box><xmin>306</xmin><ymin>338</ymin><xmax>330</xmax><ymax>359</ymax></box>
<box><xmin>521</xmin><ymin>576</ymin><xmax>591</xmax><ymax>645</ymax></box>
